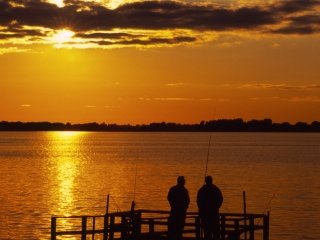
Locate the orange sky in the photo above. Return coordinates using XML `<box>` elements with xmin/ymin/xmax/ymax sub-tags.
<box><xmin>1</xmin><ymin>0</ymin><xmax>320</xmax><ymax>124</ymax></box>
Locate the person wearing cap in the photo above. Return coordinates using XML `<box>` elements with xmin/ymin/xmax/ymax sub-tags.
<box><xmin>167</xmin><ymin>176</ymin><xmax>190</xmax><ymax>240</ymax></box>
<box><xmin>197</xmin><ymin>176</ymin><xmax>223</xmax><ymax>240</ymax></box>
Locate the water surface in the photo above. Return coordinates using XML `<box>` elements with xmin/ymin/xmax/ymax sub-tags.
<box><xmin>0</xmin><ymin>132</ymin><xmax>319</xmax><ymax>239</ymax></box>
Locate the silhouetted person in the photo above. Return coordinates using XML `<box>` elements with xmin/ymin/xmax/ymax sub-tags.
<box><xmin>197</xmin><ymin>176</ymin><xmax>223</xmax><ymax>240</ymax></box>
<box><xmin>167</xmin><ymin>176</ymin><xmax>190</xmax><ymax>240</ymax></box>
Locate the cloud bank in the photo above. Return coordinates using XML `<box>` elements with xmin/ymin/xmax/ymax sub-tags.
<box><xmin>0</xmin><ymin>0</ymin><xmax>319</xmax><ymax>50</ymax></box>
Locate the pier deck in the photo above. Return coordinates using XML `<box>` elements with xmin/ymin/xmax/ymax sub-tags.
<box><xmin>51</xmin><ymin>209</ymin><xmax>269</xmax><ymax>240</ymax></box>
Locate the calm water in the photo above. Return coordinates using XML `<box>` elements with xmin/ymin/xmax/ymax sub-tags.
<box><xmin>0</xmin><ymin>132</ymin><xmax>319</xmax><ymax>240</ymax></box>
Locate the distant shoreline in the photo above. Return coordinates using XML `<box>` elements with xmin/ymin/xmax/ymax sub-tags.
<box><xmin>1</xmin><ymin>119</ymin><xmax>320</xmax><ymax>132</ymax></box>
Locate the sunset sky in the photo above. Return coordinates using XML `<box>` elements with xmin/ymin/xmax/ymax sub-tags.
<box><xmin>1</xmin><ymin>0</ymin><xmax>320</xmax><ymax>124</ymax></box>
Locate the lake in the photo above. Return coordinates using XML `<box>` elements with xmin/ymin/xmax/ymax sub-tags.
<box><xmin>0</xmin><ymin>132</ymin><xmax>319</xmax><ymax>239</ymax></box>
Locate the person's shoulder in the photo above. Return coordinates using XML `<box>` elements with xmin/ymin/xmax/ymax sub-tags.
<box><xmin>197</xmin><ymin>184</ymin><xmax>206</xmax><ymax>192</ymax></box>
<box><xmin>212</xmin><ymin>184</ymin><xmax>222</xmax><ymax>193</ymax></box>
<box><xmin>183</xmin><ymin>186</ymin><xmax>189</xmax><ymax>192</ymax></box>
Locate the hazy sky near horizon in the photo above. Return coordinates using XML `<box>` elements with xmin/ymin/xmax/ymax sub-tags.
<box><xmin>1</xmin><ymin>0</ymin><xmax>320</xmax><ymax>124</ymax></box>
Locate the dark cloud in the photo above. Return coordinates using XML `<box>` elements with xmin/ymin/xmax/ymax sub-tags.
<box><xmin>0</xmin><ymin>0</ymin><xmax>276</xmax><ymax>31</ymax></box>
<box><xmin>273</xmin><ymin>0</ymin><xmax>320</xmax><ymax>13</ymax></box>
<box><xmin>271</xmin><ymin>25</ymin><xmax>317</xmax><ymax>35</ymax></box>
<box><xmin>75</xmin><ymin>32</ymin><xmax>137</xmax><ymax>39</ymax></box>
<box><xmin>93</xmin><ymin>36</ymin><xmax>196</xmax><ymax>46</ymax></box>
<box><xmin>240</xmin><ymin>83</ymin><xmax>320</xmax><ymax>90</ymax></box>
<box><xmin>114</xmin><ymin>2</ymin><xmax>277</xmax><ymax>30</ymax></box>
<box><xmin>0</xmin><ymin>27</ymin><xmax>45</xmax><ymax>39</ymax></box>
<box><xmin>291</xmin><ymin>14</ymin><xmax>320</xmax><ymax>25</ymax></box>
<box><xmin>271</xmin><ymin>13</ymin><xmax>320</xmax><ymax>35</ymax></box>
<box><xmin>0</xmin><ymin>0</ymin><xmax>319</xmax><ymax>45</ymax></box>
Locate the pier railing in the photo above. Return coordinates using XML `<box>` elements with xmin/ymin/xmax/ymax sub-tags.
<box><xmin>51</xmin><ymin>210</ymin><xmax>269</xmax><ymax>240</ymax></box>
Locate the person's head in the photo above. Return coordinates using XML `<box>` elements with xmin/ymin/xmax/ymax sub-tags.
<box><xmin>205</xmin><ymin>176</ymin><xmax>213</xmax><ymax>185</ymax></box>
<box><xmin>177</xmin><ymin>176</ymin><xmax>185</xmax><ymax>186</ymax></box>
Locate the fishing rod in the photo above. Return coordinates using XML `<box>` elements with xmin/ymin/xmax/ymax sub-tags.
<box><xmin>204</xmin><ymin>133</ymin><xmax>212</xmax><ymax>180</ymax></box>
<box><xmin>106</xmin><ymin>194</ymin><xmax>110</xmax><ymax>215</ymax></box>
<box><xmin>204</xmin><ymin>111</ymin><xmax>216</xmax><ymax>180</ymax></box>
<box><xmin>131</xmin><ymin>159</ymin><xmax>138</xmax><ymax>211</ymax></box>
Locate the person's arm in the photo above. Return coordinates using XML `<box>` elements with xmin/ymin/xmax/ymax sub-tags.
<box><xmin>186</xmin><ymin>189</ymin><xmax>190</xmax><ymax>208</ymax></box>
<box><xmin>167</xmin><ymin>188</ymin><xmax>173</xmax><ymax>207</ymax></box>
<box><xmin>218</xmin><ymin>188</ymin><xmax>223</xmax><ymax>208</ymax></box>
<box><xmin>196</xmin><ymin>189</ymin><xmax>201</xmax><ymax>210</ymax></box>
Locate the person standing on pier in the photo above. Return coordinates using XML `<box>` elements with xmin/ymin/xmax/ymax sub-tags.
<box><xmin>167</xmin><ymin>176</ymin><xmax>190</xmax><ymax>240</ymax></box>
<box><xmin>197</xmin><ymin>176</ymin><xmax>223</xmax><ymax>240</ymax></box>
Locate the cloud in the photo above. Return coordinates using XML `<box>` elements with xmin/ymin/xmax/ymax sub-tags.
<box><xmin>154</xmin><ymin>97</ymin><xmax>194</xmax><ymax>101</ymax></box>
<box><xmin>271</xmin><ymin>25</ymin><xmax>318</xmax><ymax>35</ymax></box>
<box><xmin>0</xmin><ymin>28</ymin><xmax>45</xmax><ymax>39</ymax></box>
<box><xmin>166</xmin><ymin>82</ymin><xmax>186</xmax><ymax>87</ymax></box>
<box><xmin>0</xmin><ymin>1</ymin><xmax>277</xmax><ymax>31</ymax></box>
<box><xmin>239</xmin><ymin>83</ymin><xmax>320</xmax><ymax>90</ymax></box>
<box><xmin>105</xmin><ymin>105</ymin><xmax>120</xmax><ymax>108</ymax></box>
<box><xmin>249</xmin><ymin>96</ymin><xmax>280</xmax><ymax>101</ymax></box>
<box><xmin>217</xmin><ymin>98</ymin><xmax>231</xmax><ymax>102</ymax></box>
<box><xmin>288</xmin><ymin>96</ymin><xmax>320</xmax><ymax>102</ymax></box>
<box><xmin>0</xmin><ymin>47</ymin><xmax>29</xmax><ymax>54</ymax></box>
<box><xmin>93</xmin><ymin>36</ymin><xmax>196</xmax><ymax>46</ymax></box>
<box><xmin>271</xmin><ymin>43</ymin><xmax>280</xmax><ymax>48</ymax></box>
<box><xmin>249</xmin><ymin>96</ymin><xmax>320</xmax><ymax>102</ymax></box>
<box><xmin>0</xmin><ymin>0</ymin><xmax>319</xmax><ymax>50</ymax></box>
<box><xmin>139</xmin><ymin>97</ymin><xmax>217</xmax><ymax>101</ymax></box>
<box><xmin>138</xmin><ymin>97</ymin><xmax>152</xmax><ymax>101</ymax></box>
<box><xmin>273</xmin><ymin>0</ymin><xmax>320</xmax><ymax>13</ymax></box>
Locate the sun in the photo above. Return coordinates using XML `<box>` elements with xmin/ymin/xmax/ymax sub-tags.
<box><xmin>106</xmin><ymin>0</ymin><xmax>133</xmax><ymax>9</ymax></box>
<box><xmin>49</xmin><ymin>0</ymin><xmax>65</xmax><ymax>8</ymax></box>
<box><xmin>52</xmin><ymin>29</ymin><xmax>75</xmax><ymax>44</ymax></box>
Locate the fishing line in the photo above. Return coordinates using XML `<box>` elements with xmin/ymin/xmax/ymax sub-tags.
<box><xmin>110</xmin><ymin>195</ymin><xmax>122</xmax><ymax>212</ymax></box>
<box><xmin>260</xmin><ymin>181</ymin><xmax>282</xmax><ymax>218</ymax></box>
<box><xmin>133</xmin><ymin>160</ymin><xmax>138</xmax><ymax>203</ymax></box>
<box><xmin>131</xmin><ymin>155</ymin><xmax>139</xmax><ymax>211</ymax></box>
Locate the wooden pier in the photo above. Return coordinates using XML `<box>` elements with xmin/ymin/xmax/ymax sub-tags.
<box><xmin>51</xmin><ymin>210</ymin><xmax>269</xmax><ymax>240</ymax></box>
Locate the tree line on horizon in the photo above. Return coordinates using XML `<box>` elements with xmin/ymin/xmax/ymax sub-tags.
<box><xmin>1</xmin><ymin>119</ymin><xmax>320</xmax><ymax>132</ymax></box>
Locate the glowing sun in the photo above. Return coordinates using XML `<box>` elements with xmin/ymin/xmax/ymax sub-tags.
<box><xmin>50</xmin><ymin>0</ymin><xmax>65</xmax><ymax>8</ymax></box>
<box><xmin>52</xmin><ymin>29</ymin><xmax>75</xmax><ymax>44</ymax></box>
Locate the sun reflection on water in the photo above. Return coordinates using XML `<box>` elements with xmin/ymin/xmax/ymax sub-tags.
<box><xmin>47</xmin><ymin>131</ymin><xmax>86</xmax><ymax>214</ymax></box>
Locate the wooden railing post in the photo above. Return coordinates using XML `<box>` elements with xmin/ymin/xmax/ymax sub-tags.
<box><xmin>92</xmin><ymin>216</ymin><xmax>96</xmax><ymax>240</ymax></box>
<box><xmin>263</xmin><ymin>212</ymin><xmax>270</xmax><ymax>240</ymax></box>
<box><xmin>82</xmin><ymin>216</ymin><xmax>87</xmax><ymax>240</ymax></box>
<box><xmin>234</xmin><ymin>220</ymin><xmax>240</xmax><ymax>240</ymax></box>
<box><xmin>121</xmin><ymin>215</ymin><xmax>127</xmax><ymax>240</ymax></box>
<box><xmin>249</xmin><ymin>216</ymin><xmax>254</xmax><ymax>240</ymax></box>
<box><xmin>195</xmin><ymin>216</ymin><xmax>201</xmax><ymax>240</ymax></box>
<box><xmin>51</xmin><ymin>217</ymin><xmax>57</xmax><ymax>240</ymax></box>
<box><xmin>109</xmin><ymin>215</ymin><xmax>115</xmax><ymax>240</ymax></box>
<box><xmin>220</xmin><ymin>215</ymin><xmax>226</xmax><ymax>240</ymax></box>
<box><xmin>149</xmin><ymin>219</ymin><xmax>154</xmax><ymax>233</ymax></box>
<box><xmin>133</xmin><ymin>211</ymin><xmax>142</xmax><ymax>240</ymax></box>
<box><xmin>104</xmin><ymin>214</ymin><xmax>109</xmax><ymax>240</ymax></box>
